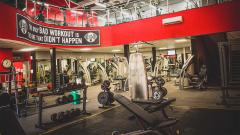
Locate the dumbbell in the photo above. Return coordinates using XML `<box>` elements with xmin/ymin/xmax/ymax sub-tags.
<box><xmin>75</xmin><ymin>108</ymin><xmax>81</xmax><ymax>116</ymax></box>
<box><xmin>70</xmin><ymin>109</ymin><xmax>75</xmax><ymax>116</ymax></box>
<box><xmin>56</xmin><ymin>97</ymin><xmax>63</xmax><ymax>104</ymax></box>
<box><xmin>57</xmin><ymin>111</ymin><xmax>65</xmax><ymax>122</ymax></box>
<box><xmin>50</xmin><ymin>113</ymin><xmax>58</xmax><ymax>122</ymax></box>
<box><xmin>68</xmin><ymin>95</ymin><xmax>74</xmax><ymax>102</ymax></box>
<box><xmin>62</xmin><ymin>96</ymin><xmax>68</xmax><ymax>104</ymax></box>
<box><xmin>64</xmin><ymin>110</ymin><xmax>71</xmax><ymax>120</ymax></box>
<box><xmin>62</xmin><ymin>85</ymin><xmax>68</xmax><ymax>92</ymax></box>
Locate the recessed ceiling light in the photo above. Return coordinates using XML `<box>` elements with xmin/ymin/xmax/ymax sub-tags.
<box><xmin>130</xmin><ymin>50</ymin><xmax>136</xmax><ymax>53</ymax></box>
<box><xmin>175</xmin><ymin>38</ymin><xmax>188</xmax><ymax>43</ymax></box>
<box><xmin>112</xmin><ymin>49</ymin><xmax>121</xmax><ymax>52</ymax></box>
<box><xmin>18</xmin><ymin>48</ymin><xmax>37</xmax><ymax>52</ymax></box>
<box><xmin>80</xmin><ymin>48</ymin><xmax>92</xmax><ymax>51</ymax></box>
<box><xmin>158</xmin><ymin>47</ymin><xmax>167</xmax><ymax>50</ymax></box>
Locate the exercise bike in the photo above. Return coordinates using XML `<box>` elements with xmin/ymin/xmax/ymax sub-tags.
<box><xmin>97</xmin><ymin>80</ymin><xmax>115</xmax><ymax>108</ymax></box>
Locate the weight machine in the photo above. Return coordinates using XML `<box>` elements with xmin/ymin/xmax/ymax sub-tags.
<box><xmin>110</xmin><ymin>56</ymin><xmax>129</xmax><ymax>91</ymax></box>
<box><xmin>176</xmin><ymin>55</ymin><xmax>207</xmax><ymax>90</ymax></box>
<box><xmin>0</xmin><ymin>67</ymin><xmax>29</xmax><ymax>117</ymax></box>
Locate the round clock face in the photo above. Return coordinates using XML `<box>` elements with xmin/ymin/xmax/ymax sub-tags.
<box><xmin>2</xmin><ymin>59</ymin><xmax>12</xmax><ymax>69</ymax></box>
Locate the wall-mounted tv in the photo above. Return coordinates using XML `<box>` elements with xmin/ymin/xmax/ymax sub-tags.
<box><xmin>167</xmin><ymin>50</ymin><xmax>176</xmax><ymax>55</ymax></box>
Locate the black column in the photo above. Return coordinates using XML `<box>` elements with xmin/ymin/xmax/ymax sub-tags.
<box><xmin>50</xmin><ymin>48</ymin><xmax>57</xmax><ymax>91</ymax></box>
<box><xmin>57</xmin><ymin>59</ymin><xmax>61</xmax><ymax>73</ymax></box>
<box><xmin>74</xmin><ymin>60</ymin><xmax>78</xmax><ymax>74</ymax></box>
<box><xmin>152</xmin><ymin>47</ymin><xmax>156</xmax><ymax>71</ymax></box>
<box><xmin>124</xmin><ymin>44</ymin><xmax>130</xmax><ymax>62</ymax></box>
<box><xmin>31</xmin><ymin>51</ymin><xmax>37</xmax><ymax>88</ymax></box>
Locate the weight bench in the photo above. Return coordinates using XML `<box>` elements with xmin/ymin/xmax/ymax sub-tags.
<box><xmin>112</xmin><ymin>130</ymin><xmax>163</xmax><ymax>135</ymax></box>
<box><xmin>114</xmin><ymin>94</ymin><xmax>178</xmax><ymax>131</ymax></box>
<box><xmin>132</xmin><ymin>98</ymin><xmax>176</xmax><ymax>119</ymax></box>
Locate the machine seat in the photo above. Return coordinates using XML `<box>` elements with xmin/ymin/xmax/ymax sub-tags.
<box><xmin>155</xmin><ymin>119</ymin><xmax>178</xmax><ymax>129</ymax></box>
<box><xmin>144</xmin><ymin>98</ymin><xmax>176</xmax><ymax>113</ymax></box>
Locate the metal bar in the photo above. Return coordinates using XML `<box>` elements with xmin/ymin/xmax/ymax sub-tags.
<box><xmin>36</xmin><ymin>93</ymin><xmax>43</xmax><ymax>128</ymax></box>
<box><xmin>15</xmin><ymin>0</ymin><xmax>18</xmax><ymax>8</ymax></box>
<box><xmin>43</xmin><ymin>98</ymin><xmax>84</xmax><ymax>109</ymax></box>
<box><xmin>166</xmin><ymin>0</ymin><xmax>169</xmax><ymax>13</ymax></box>
<box><xmin>25</xmin><ymin>0</ymin><xmax>28</xmax><ymax>11</ymax></box>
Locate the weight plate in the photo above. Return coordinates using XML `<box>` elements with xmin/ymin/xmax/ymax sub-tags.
<box><xmin>98</xmin><ymin>92</ymin><xmax>109</xmax><ymax>105</ymax></box>
<box><xmin>160</xmin><ymin>87</ymin><xmax>168</xmax><ymax>98</ymax></box>
<box><xmin>68</xmin><ymin>95</ymin><xmax>74</xmax><ymax>102</ymax></box>
<box><xmin>50</xmin><ymin>113</ymin><xmax>58</xmax><ymax>122</ymax></box>
<box><xmin>103</xmin><ymin>80</ymin><xmax>110</xmax><ymax>87</ymax></box>
<box><xmin>56</xmin><ymin>97</ymin><xmax>62</xmax><ymax>104</ymax></box>
<box><xmin>155</xmin><ymin>76</ymin><xmax>165</xmax><ymax>86</ymax></box>
<box><xmin>101</xmin><ymin>84</ymin><xmax>108</xmax><ymax>91</ymax></box>
<box><xmin>57</xmin><ymin>112</ymin><xmax>65</xmax><ymax>122</ymax></box>
<box><xmin>75</xmin><ymin>108</ymin><xmax>81</xmax><ymax>115</ymax></box>
<box><xmin>62</xmin><ymin>96</ymin><xmax>68</xmax><ymax>104</ymax></box>
<box><xmin>153</xmin><ymin>89</ymin><xmax>163</xmax><ymax>100</ymax></box>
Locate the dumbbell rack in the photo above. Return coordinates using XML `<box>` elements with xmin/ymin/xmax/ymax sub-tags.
<box><xmin>35</xmin><ymin>84</ymin><xmax>89</xmax><ymax>129</ymax></box>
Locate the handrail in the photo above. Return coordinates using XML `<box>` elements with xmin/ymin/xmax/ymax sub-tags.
<box><xmin>1</xmin><ymin>0</ymin><xmax>233</xmax><ymax>27</ymax></box>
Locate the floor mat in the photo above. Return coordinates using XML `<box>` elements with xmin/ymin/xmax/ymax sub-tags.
<box><xmin>47</xmin><ymin>107</ymin><xmax>240</xmax><ymax>135</ymax></box>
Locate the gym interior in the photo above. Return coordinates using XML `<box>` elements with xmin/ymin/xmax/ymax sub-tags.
<box><xmin>0</xmin><ymin>0</ymin><xmax>240</xmax><ymax>135</ymax></box>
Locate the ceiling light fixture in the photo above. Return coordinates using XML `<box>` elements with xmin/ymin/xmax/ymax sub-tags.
<box><xmin>80</xmin><ymin>48</ymin><xmax>92</xmax><ymax>51</ymax></box>
<box><xmin>158</xmin><ymin>47</ymin><xmax>167</xmax><ymax>50</ymax></box>
<box><xmin>112</xmin><ymin>49</ymin><xmax>121</xmax><ymax>52</ymax></box>
<box><xmin>130</xmin><ymin>50</ymin><xmax>136</xmax><ymax>53</ymax></box>
<box><xmin>175</xmin><ymin>38</ymin><xmax>188</xmax><ymax>43</ymax></box>
<box><xmin>18</xmin><ymin>48</ymin><xmax>37</xmax><ymax>52</ymax></box>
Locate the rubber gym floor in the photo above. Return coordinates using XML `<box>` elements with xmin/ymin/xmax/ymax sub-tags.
<box><xmin>43</xmin><ymin>106</ymin><xmax>240</xmax><ymax>135</ymax></box>
<box><xmin>19</xmin><ymin>81</ymin><xmax>240</xmax><ymax>135</ymax></box>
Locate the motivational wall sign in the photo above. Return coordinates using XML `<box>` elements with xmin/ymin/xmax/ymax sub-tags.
<box><xmin>16</xmin><ymin>13</ymin><xmax>100</xmax><ymax>46</ymax></box>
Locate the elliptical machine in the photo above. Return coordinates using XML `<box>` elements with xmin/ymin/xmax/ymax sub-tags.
<box><xmin>97</xmin><ymin>80</ymin><xmax>115</xmax><ymax>108</ymax></box>
<box><xmin>152</xmin><ymin>76</ymin><xmax>168</xmax><ymax>100</ymax></box>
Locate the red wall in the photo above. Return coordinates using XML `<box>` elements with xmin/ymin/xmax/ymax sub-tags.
<box><xmin>0</xmin><ymin>1</ymin><xmax>239</xmax><ymax>48</ymax></box>
<box><xmin>13</xmin><ymin>61</ymin><xmax>23</xmax><ymax>83</ymax></box>
<box><xmin>0</xmin><ymin>48</ymin><xmax>13</xmax><ymax>73</ymax></box>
